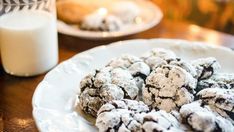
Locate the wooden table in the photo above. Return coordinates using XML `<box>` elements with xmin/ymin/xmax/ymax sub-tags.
<box><xmin>1</xmin><ymin>19</ymin><xmax>234</xmax><ymax>131</ymax></box>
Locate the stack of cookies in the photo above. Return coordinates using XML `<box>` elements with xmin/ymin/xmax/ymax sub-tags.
<box><xmin>78</xmin><ymin>48</ymin><xmax>234</xmax><ymax>132</ymax></box>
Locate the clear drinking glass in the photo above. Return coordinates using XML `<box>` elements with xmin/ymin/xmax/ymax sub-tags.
<box><xmin>0</xmin><ymin>0</ymin><xmax>58</xmax><ymax>76</ymax></box>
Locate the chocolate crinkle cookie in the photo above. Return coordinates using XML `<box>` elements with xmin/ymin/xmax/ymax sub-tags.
<box><xmin>142</xmin><ymin>110</ymin><xmax>183</xmax><ymax>132</ymax></box>
<box><xmin>196</xmin><ymin>73</ymin><xmax>234</xmax><ymax>92</ymax></box>
<box><xmin>96</xmin><ymin>99</ymin><xmax>184</xmax><ymax>132</ymax></box>
<box><xmin>143</xmin><ymin>64</ymin><xmax>197</xmax><ymax>112</ymax></box>
<box><xmin>180</xmin><ymin>101</ymin><xmax>234</xmax><ymax>132</ymax></box>
<box><xmin>170</xmin><ymin>110</ymin><xmax>191</xmax><ymax>131</ymax></box>
<box><xmin>197</xmin><ymin>88</ymin><xmax>234</xmax><ymax>113</ymax></box>
<box><xmin>96</xmin><ymin>99</ymin><xmax>149</xmax><ymax>132</ymax></box>
<box><xmin>77</xmin><ymin>48</ymin><xmax>234</xmax><ymax>131</ymax></box>
<box><xmin>142</xmin><ymin>48</ymin><xmax>198</xmax><ymax>78</ymax></box>
<box><xmin>191</xmin><ymin>57</ymin><xmax>221</xmax><ymax>80</ymax></box>
<box><xmin>107</xmin><ymin>54</ymin><xmax>150</xmax><ymax>89</ymax></box>
<box><xmin>208</xmin><ymin>104</ymin><xmax>234</xmax><ymax>125</ymax></box>
<box><xmin>211</xmin><ymin>73</ymin><xmax>234</xmax><ymax>84</ymax></box>
<box><xmin>141</xmin><ymin>48</ymin><xmax>177</xmax><ymax>70</ymax></box>
<box><xmin>79</xmin><ymin>66</ymin><xmax>139</xmax><ymax>117</ymax></box>
<box><xmin>80</xmin><ymin>13</ymin><xmax>123</xmax><ymax>32</ymax></box>
<box><xmin>166</xmin><ymin>58</ymin><xmax>199</xmax><ymax>79</ymax></box>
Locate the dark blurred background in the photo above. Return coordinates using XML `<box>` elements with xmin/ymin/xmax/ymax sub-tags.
<box><xmin>152</xmin><ymin>0</ymin><xmax>234</xmax><ymax>34</ymax></box>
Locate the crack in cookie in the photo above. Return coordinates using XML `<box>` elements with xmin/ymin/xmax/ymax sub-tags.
<box><xmin>79</xmin><ymin>67</ymin><xmax>139</xmax><ymax>116</ymax></box>
<box><xmin>143</xmin><ymin>65</ymin><xmax>196</xmax><ymax>112</ymax></box>
<box><xmin>192</xmin><ymin>57</ymin><xmax>221</xmax><ymax>80</ymax></box>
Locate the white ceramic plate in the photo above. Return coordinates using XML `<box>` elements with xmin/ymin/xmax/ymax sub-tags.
<box><xmin>32</xmin><ymin>39</ymin><xmax>234</xmax><ymax>132</ymax></box>
<box><xmin>57</xmin><ymin>0</ymin><xmax>163</xmax><ymax>40</ymax></box>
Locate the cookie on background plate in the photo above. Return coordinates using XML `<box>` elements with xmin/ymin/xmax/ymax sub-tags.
<box><xmin>56</xmin><ymin>0</ymin><xmax>97</xmax><ymax>24</ymax></box>
<box><xmin>80</xmin><ymin>11</ymin><xmax>124</xmax><ymax>32</ymax></box>
<box><xmin>107</xmin><ymin>0</ymin><xmax>140</xmax><ymax>23</ymax></box>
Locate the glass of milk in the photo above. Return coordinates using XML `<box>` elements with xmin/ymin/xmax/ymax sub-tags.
<box><xmin>0</xmin><ymin>0</ymin><xmax>58</xmax><ymax>76</ymax></box>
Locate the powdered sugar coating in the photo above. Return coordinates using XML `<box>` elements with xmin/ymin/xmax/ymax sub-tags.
<box><xmin>96</xmin><ymin>99</ymin><xmax>149</xmax><ymax>132</ymax></box>
<box><xmin>143</xmin><ymin>65</ymin><xmax>196</xmax><ymax>112</ymax></box>
<box><xmin>141</xmin><ymin>48</ymin><xmax>177</xmax><ymax>70</ymax></box>
<box><xmin>107</xmin><ymin>54</ymin><xmax>150</xmax><ymax>89</ymax></box>
<box><xmin>192</xmin><ymin>57</ymin><xmax>221</xmax><ymax>80</ymax></box>
<box><xmin>167</xmin><ymin>58</ymin><xmax>198</xmax><ymax>79</ymax></box>
<box><xmin>197</xmin><ymin>88</ymin><xmax>234</xmax><ymax>113</ymax></box>
<box><xmin>196</xmin><ymin>73</ymin><xmax>234</xmax><ymax>92</ymax></box>
<box><xmin>100</xmin><ymin>15</ymin><xmax>124</xmax><ymax>31</ymax></box>
<box><xmin>211</xmin><ymin>73</ymin><xmax>234</xmax><ymax>83</ymax></box>
<box><xmin>180</xmin><ymin>101</ymin><xmax>234</xmax><ymax>132</ymax></box>
<box><xmin>79</xmin><ymin>67</ymin><xmax>139</xmax><ymax>116</ymax></box>
<box><xmin>170</xmin><ymin>110</ymin><xmax>191</xmax><ymax>131</ymax></box>
<box><xmin>96</xmin><ymin>99</ymin><xmax>184</xmax><ymax>132</ymax></box>
<box><xmin>80</xmin><ymin>13</ymin><xmax>123</xmax><ymax>31</ymax></box>
<box><xmin>77</xmin><ymin>48</ymin><xmax>234</xmax><ymax>131</ymax></box>
<box><xmin>197</xmin><ymin>79</ymin><xmax>221</xmax><ymax>93</ymax></box>
<box><xmin>142</xmin><ymin>48</ymin><xmax>198</xmax><ymax>79</ymax></box>
<box><xmin>208</xmin><ymin>104</ymin><xmax>234</xmax><ymax>125</ymax></box>
<box><xmin>142</xmin><ymin>110</ymin><xmax>183</xmax><ymax>132</ymax></box>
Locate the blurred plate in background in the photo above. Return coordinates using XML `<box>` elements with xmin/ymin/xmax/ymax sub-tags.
<box><xmin>57</xmin><ymin>0</ymin><xmax>163</xmax><ymax>40</ymax></box>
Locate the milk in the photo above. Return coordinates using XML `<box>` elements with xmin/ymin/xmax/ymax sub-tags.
<box><xmin>0</xmin><ymin>10</ymin><xmax>58</xmax><ymax>76</ymax></box>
